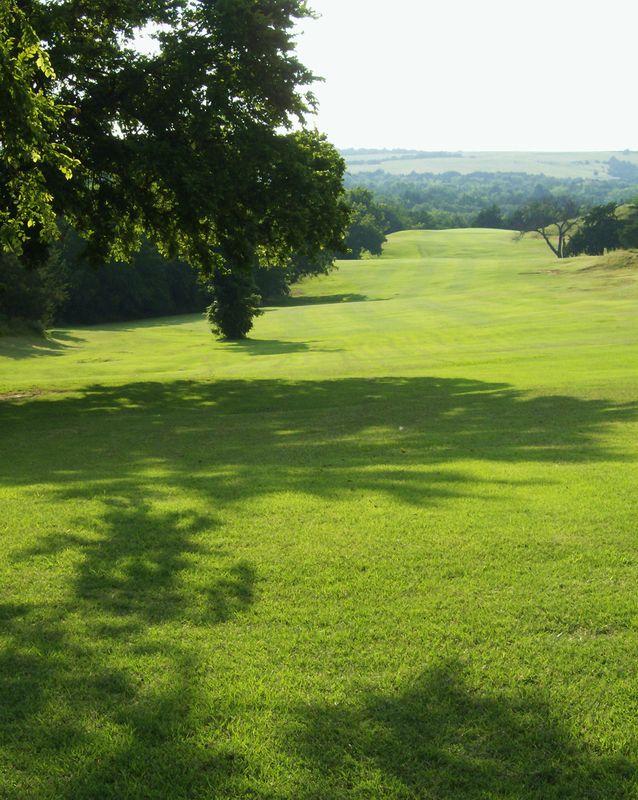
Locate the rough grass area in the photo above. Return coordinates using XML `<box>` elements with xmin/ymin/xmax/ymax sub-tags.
<box><xmin>1</xmin><ymin>230</ymin><xmax>637</xmax><ymax>799</ymax></box>
<box><xmin>577</xmin><ymin>249</ymin><xmax>638</xmax><ymax>273</ymax></box>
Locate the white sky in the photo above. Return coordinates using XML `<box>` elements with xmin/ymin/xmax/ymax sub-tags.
<box><xmin>294</xmin><ymin>0</ymin><xmax>638</xmax><ymax>151</ymax></box>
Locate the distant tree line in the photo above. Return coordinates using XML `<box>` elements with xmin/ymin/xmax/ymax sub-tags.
<box><xmin>345</xmin><ymin>171</ymin><xmax>638</xmax><ymax>230</ymax></box>
<box><xmin>607</xmin><ymin>157</ymin><xmax>638</xmax><ymax>182</ymax></box>
<box><xmin>340</xmin><ymin>148</ymin><xmax>461</xmax><ymax>158</ymax></box>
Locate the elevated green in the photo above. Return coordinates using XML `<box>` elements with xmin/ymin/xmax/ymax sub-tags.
<box><xmin>1</xmin><ymin>230</ymin><xmax>637</xmax><ymax>798</ymax></box>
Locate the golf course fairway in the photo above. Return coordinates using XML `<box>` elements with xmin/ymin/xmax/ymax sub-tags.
<box><xmin>1</xmin><ymin>229</ymin><xmax>637</xmax><ymax>798</ymax></box>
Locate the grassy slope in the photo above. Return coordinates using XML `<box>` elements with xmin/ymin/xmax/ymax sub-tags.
<box><xmin>1</xmin><ymin>230</ymin><xmax>637</xmax><ymax>799</ymax></box>
<box><xmin>345</xmin><ymin>150</ymin><xmax>638</xmax><ymax>178</ymax></box>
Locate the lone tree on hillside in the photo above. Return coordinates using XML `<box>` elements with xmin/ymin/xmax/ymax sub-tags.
<box><xmin>518</xmin><ymin>198</ymin><xmax>580</xmax><ymax>258</ymax></box>
<box><xmin>1</xmin><ymin>0</ymin><xmax>349</xmax><ymax>338</ymax></box>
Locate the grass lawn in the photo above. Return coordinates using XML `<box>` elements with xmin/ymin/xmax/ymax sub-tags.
<box><xmin>1</xmin><ymin>229</ymin><xmax>637</xmax><ymax>798</ymax></box>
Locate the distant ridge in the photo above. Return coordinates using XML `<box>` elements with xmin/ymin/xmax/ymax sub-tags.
<box><xmin>341</xmin><ymin>150</ymin><xmax>638</xmax><ymax>180</ymax></box>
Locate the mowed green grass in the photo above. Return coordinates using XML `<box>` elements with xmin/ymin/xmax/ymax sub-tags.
<box><xmin>1</xmin><ymin>230</ymin><xmax>638</xmax><ymax>799</ymax></box>
<box><xmin>345</xmin><ymin>150</ymin><xmax>638</xmax><ymax>179</ymax></box>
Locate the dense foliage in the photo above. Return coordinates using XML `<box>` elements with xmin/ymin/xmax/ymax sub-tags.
<box><xmin>607</xmin><ymin>157</ymin><xmax>638</xmax><ymax>181</ymax></box>
<box><xmin>61</xmin><ymin>238</ymin><xmax>208</xmax><ymax>325</ymax></box>
<box><xmin>253</xmin><ymin>188</ymin><xmax>392</xmax><ymax>301</ymax></box>
<box><xmin>206</xmin><ymin>269</ymin><xmax>262</xmax><ymax>340</ymax></box>
<box><xmin>0</xmin><ymin>2</ymin><xmax>78</xmax><ymax>255</ymax></box>
<box><xmin>566</xmin><ymin>204</ymin><xmax>621</xmax><ymax>256</ymax></box>
<box><xmin>0</xmin><ymin>251</ymin><xmax>66</xmax><ymax>331</ymax></box>
<box><xmin>0</xmin><ymin>233</ymin><xmax>208</xmax><ymax>328</ymax></box>
<box><xmin>619</xmin><ymin>206</ymin><xmax>638</xmax><ymax>249</ymax></box>
<box><xmin>567</xmin><ymin>203</ymin><xmax>638</xmax><ymax>256</ymax></box>
<box><xmin>472</xmin><ymin>204</ymin><xmax>505</xmax><ymax>229</ymax></box>
<box><xmin>1</xmin><ymin>184</ymin><xmax>394</xmax><ymax>329</ymax></box>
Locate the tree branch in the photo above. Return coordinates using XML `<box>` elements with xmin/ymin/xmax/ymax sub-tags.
<box><xmin>535</xmin><ymin>227</ymin><xmax>560</xmax><ymax>257</ymax></box>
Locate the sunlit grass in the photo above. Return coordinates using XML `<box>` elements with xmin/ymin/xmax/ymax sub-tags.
<box><xmin>1</xmin><ymin>230</ymin><xmax>637</xmax><ymax>798</ymax></box>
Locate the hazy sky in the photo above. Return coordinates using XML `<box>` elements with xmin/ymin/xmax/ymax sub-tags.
<box><xmin>294</xmin><ymin>0</ymin><xmax>638</xmax><ymax>151</ymax></box>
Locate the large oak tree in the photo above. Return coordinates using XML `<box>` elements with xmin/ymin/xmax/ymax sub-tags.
<box><xmin>1</xmin><ymin>0</ymin><xmax>349</xmax><ymax>337</ymax></box>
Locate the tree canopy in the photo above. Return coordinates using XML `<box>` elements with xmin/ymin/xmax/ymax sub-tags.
<box><xmin>0</xmin><ymin>2</ymin><xmax>78</xmax><ymax>256</ymax></box>
<box><xmin>1</xmin><ymin>0</ymin><xmax>349</xmax><ymax>337</ymax></box>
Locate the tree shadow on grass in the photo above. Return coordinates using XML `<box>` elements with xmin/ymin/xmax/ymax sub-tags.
<box><xmin>0</xmin><ymin>376</ymin><xmax>637</xmax><ymax>797</ymax></box>
<box><xmin>16</xmin><ymin>497</ymin><xmax>256</xmax><ymax>626</ymax></box>
<box><xmin>47</xmin><ymin>330</ymin><xmax>86</xmax><ymax>344</ymax></box>
<box><xmin>1</xmin><ymin>376</ymin><xmax>634</xmax><ymax>493</ymax></box>
<box><xmin>1</xmin><ymin>376</ymin><xmax>636</xmax><ymax>572</ymax></box>
<box><xmin>220</xmin><ymin>338</ymin><xmax>343</xmax><ymax>356</ymax></box>
<box><xmin>0</xmin><ymin>497</ymin><xmax>257</xmax><ymax>798</ymax></box>
<box><xmin>76</xmin><ymin>313</ymin><xmax>204</xmax><ymax>332</ymax></box>
<box><xmin>0</xmin><ymin>602</ymin><xmax>255</xmax><ymax>799</ymax></box>
<box><xmin>271</xmin><ymin>292</ymin><xmax>378</xmax><ymax>307</ymax></box>
<box><xmin>0</xmin><ymin>329</ymin><xmax>86</xmax><ymax>360</ymax></box>
<box><xmin>288</xmin><ymin>661</ymin><xmax>636</xmax><ymax>799</ymax></box>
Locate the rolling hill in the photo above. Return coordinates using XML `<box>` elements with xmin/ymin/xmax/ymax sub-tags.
<box><xmin>344</xmin><ymin>149</ymin><xmax>638</xmax><ymax>179</ymax></box>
